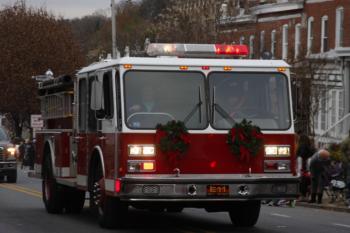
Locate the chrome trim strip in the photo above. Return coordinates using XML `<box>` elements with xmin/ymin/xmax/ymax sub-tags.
<box><xmin>36</xmin><ymin>129</ymin><xmax>73</xmax><ymax>134</ymax></box>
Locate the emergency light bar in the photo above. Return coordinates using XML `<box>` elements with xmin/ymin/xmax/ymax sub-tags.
<box><xmin>146</xmin><ymin>43</ymin><xmax>249</xmax><ymax>58</ymax></box>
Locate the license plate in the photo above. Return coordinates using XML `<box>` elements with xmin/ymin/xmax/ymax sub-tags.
<box><xmin>207</xmin><ymin>185</ymin><xmax>229</xmax><ymax>196</ymax></box>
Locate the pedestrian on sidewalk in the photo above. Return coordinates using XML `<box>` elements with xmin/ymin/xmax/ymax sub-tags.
<box><xmin>341</xmin><ymin>139</ymin><xmax>350</xmax><ymax>208</ymax></box>
<box><xmin>309</xmin><ymin>149</ymin><xmax>331</xmax><ymax>204</ymax></box>
<box><xmin>296</xmin><ymin>134</ymin><xmax>315</xmax><ymax>201</ymax></box>
<box><xmin>24</xmin><ymin>139</ymin><xmax>35</xmax><ymax>170</ymax></box>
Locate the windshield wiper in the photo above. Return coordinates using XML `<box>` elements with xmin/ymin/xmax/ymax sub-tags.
<box><xmin>211</xmin><ymin>86</ymin><xmax>236</xmax><ymax>126</ymax></box>
<box><xmin>184</xmin><ymin>86</ymin><xmax>202</xmax><ymax>124</ymax></box>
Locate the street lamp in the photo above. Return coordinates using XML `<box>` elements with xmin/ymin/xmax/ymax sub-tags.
<box><xmin>111</xmin><ymin>0</ymin><xmax>117</xmax><ymax>58</ymax></box>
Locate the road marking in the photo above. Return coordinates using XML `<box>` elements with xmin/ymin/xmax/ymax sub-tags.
<box><xmin>270</xmin><ymin>213</ymin><xmax>291</xmax><ymax>218</ymax></box>
<box><xmin>332</xmin><ymin>223</ymin><xmax>350</xmax><ymax>229</ymax></box>
<box><xmin>4</xmin><ymin>184</ymin><xmax>42</xmax><ymax>195</ymax></box>
<box><xmin>0</xmin><ymin>184</ymin><xmax>42</xmax><ymax>199</ymax></box>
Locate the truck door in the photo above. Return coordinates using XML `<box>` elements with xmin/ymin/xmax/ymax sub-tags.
<box><xmin>96</xmin><ymin>70</ymin><xmax>116</xmax><ymax>182</ymax></box>
<box><xmin>74</xmin><ymin>76</ymin><xmax>89</xmax><ymax>183</ymax></box>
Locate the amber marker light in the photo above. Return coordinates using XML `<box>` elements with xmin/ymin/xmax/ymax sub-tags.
<box><xmin>223</xmin><ymin>66</ymin><xmax>233</xmax><ymax>71</ymax></box>
<box><xmin>179</xmin><ymin>66</ymin><xmax>189</xmax><ymax>70</ymax></box>
<box><xmin>142</xmin><ymin>162</ymin><xmax>155</xmax><ymax>171</ymax></box>
<box><xmin>123</xmin><ymin>64</ymin><xmax>133</xmax><ymax>69</ymax></box>
<box><xmin>277</xmin><ymin>67</ymin><xmax>287</xmax><ymax>72</ymax></box>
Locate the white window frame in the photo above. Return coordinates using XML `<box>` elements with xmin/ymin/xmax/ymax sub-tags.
<box><xmin>321</xmin><ymin>15</ymin><xmax>329</xmax><ymax>53</ymax></box>
<box><xmin>282</xmin><ymin>24</ymin><xmax>288</xmax><ymax>60</ymax></box>
<box><xmin>294</xmin><ymin>23</ymin><xmax>301</xmax><ymax>59</ymax></box>
<box><xmin>249</xmin><ymin>35</ymin><xmax>255</xmax><ymax>59</ymax></box>
<box><xmin>260</xmin><ymin>30</ymin><xmax>265</xmax><ymax>55</ymax></box>
<box><xmin>271</xmin><ymin>30</ymin><xmax>276</xmax><ymax>59</ymax></box>
<box><xmin>335</xmin><ymin>7</ymin><xmax>344</xmax><ymax>48</ymax></box>
<box><xmin>307</xmin><ymin>17</ymin><xmax>314</xmax><ymax>55</ymax></box>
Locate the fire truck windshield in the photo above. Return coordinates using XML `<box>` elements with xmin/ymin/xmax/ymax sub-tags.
<box><xmin>209</xmin><ymin>72</ymin><xmax>291</xmax><ymax>130</ymax></box>
<box><xmin>124</xmin><ymin>70</ymin><xmax>207</xmax><ymax>129</ymax></box>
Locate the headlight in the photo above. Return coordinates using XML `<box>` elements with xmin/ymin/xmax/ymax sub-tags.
<box><xmin>128</xmin><ymin>145</ymin><xmax>155</xmax><ymax>156</ymax></box>
<box><xmin>7</xmin><ymin>147</ymin><xmax>16</xmax><ymax>157</ymax></box>
<box><xmin>264</xmin><ymin>145</ymin><xmax>290</xmax><ymax>157</ymax></box>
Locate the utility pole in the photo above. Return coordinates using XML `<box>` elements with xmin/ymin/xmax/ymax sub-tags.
<box><xmin>111</xmin><ymin>0</ymin><xmax>117</xmax><ymax>58</ymax></box>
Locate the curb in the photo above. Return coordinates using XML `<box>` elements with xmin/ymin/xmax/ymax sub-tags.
<box><xmin>296</xmin><ymin>201</ymin><xmax>350</xmax><ymax>213</ymax></box>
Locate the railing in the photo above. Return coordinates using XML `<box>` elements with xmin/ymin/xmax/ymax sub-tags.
<box><xmin>316</xmin><ymin>113</ymin><xmax>350</xmax><ymax>147</ymax></box>
<box><xmin>40</xmin><ymin>91</ymin><xmax>73</xmax><ymax>119</ymax></box>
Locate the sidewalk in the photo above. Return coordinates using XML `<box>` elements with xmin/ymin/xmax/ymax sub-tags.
<box><xmin>296</xmin><ymin>196</ymin><xmax>350</xmax><ymax>213</ymax></box>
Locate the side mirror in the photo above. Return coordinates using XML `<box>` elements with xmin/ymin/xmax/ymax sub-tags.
<box><xmin>90</xmin><ymin>80</ymin><xmax>103</xmax><ymax>111</ymax></box>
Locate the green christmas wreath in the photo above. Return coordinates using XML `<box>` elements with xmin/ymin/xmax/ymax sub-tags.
<box><xmin>227</xmin><ymin>119</ymin><xmax>264</xmax><ymax>163</ymax></box>
<box><xmin>155</xmin><ymin>121</ymin><xmax>190</xmax><ymax>164</ymax></box>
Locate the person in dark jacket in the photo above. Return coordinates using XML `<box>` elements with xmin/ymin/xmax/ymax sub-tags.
<box><xmin>24</xmin><ymin>139</ymin><xmax>35</xmax><ymax>170</ymax></box>
<box><xmin>296</xmin><ymin>134</ymin><xmax>315</xmax><ymax>201</ymax></box>
<box><xmin>340</xmin><ymin>139</ymin><xmax>350</xmax><ymax>207</ymax></box>
<box><xmin>309</xmin><ymin>149</ymin><xmax>331</xmax><ymax>204</ymax></box>
<box><xmin>18</xmin><ymin>139</ymin><xmax>26</xmax><ymax>169</ymax></box>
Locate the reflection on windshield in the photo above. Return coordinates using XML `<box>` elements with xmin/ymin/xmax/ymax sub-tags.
<box><xmin>124</xmin><ymin>71</ymin><xmax>207</xmax><ymax>129</ymax></box>
<box><xmin>209</xmin><ymin>72</ymin><xmax>291</xmax><ymax>130</ymax></box>
<box><xmin>0</xmin><ymin>128</ymin><xmax>9</xmax><ymax>141</ymax></box>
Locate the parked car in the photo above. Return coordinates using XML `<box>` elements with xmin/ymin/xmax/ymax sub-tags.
<box><xmin>0</xmin><ymin>127</ymin><xmax>17</xmax><ymax>183</ymax></box>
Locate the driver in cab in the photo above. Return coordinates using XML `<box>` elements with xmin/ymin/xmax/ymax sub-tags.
<box><xmin>127</xmin><ymin>86</ymin><xmax>160</xmax><ymax>128</ymax></box>
<box><xmin>215</xmin><ymin>82</ymin><xmax>248</xmax><ymax>128</ymax></box>
<box><xmin>128</xmin><ymin>86</ymin><xmax>158</xmax><ymax>113</ymax></box>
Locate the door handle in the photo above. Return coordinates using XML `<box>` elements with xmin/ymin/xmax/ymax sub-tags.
<box><xmin>74</xmin><ymin>136</ymin><xmax>84</xmax><ymax>142</ymax></box>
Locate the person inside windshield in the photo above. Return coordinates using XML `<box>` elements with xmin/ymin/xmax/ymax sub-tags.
<box><xmin>225</xmin><ymin>88</ymin><xmax>246</xmax><ymax>119</ymax></box>
<box><xmin>128</xmin><ymin>86</ymin><xmax>158</xmax><ymax>113</ymax></box>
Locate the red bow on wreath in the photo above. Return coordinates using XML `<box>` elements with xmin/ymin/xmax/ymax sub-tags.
<box><xmin>227</xmin><ymin>119</ymin><xmax>263</xmax><ymax>163</ymax></box>
<box><xmin>155</xmin><ymin>121</ymin><xmax>190</xmax><ymax>166</ymax></box>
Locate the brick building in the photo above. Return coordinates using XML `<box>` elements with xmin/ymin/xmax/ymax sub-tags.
<box><xmin>214</xmin><ymin>0</ymin><xmax>350</xmax><ymax>143</ymax></box>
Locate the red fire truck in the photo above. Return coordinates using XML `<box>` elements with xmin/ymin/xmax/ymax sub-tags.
<box><xmin>32</xmin><ymin>43</ymin><xmax>299</xmax><ymax>228</ymax></box>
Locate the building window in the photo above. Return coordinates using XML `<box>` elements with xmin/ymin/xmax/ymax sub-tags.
<box><xmin>271</xmin><ymin>30</ymin><xmax>276</xmax><ymax>58</ymax></box>
<box><xmin>282</xmin><ymin>24</ymin><xmax>288</xmax><ymax>60</ymax></box>
<box><xmin>260</xmin><ymin>30</ymin><xmax>265</xmax><ymax>56</ymax></box>
<box><xmin>295</xmin><ymin>24</ymin><xmax>301</xmax><ymax>59</ymax></box>
<box><xmin>336</xmin><ymin>7</ymin><xmax>344</xmax><ymax>48</ymax></box>
<box><xmin>307</xmin><ymin>17</ymin><xmax>314</xmax><ymax>55</ymax></box>
<box><xmin>249</xmin><ymin>35</ymin><xmax>254</xmax><ymax>59</ymax></box>
<box><xmin>321</xmin><ymin>15</ymin><xmax>329</xmax><ymax>53</ymax></box>
<box><xmin>240</xmin><ymin>36</ymin><xmax>245</xmax><ymax>45</ymax></box>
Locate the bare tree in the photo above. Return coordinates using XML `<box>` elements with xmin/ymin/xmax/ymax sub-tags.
<box><xmin>0</xmin><ymin>1</ymin><xmax>84</xmax><ymax>138</ymax></box>
<box><xmin>290</xmin><ymin>47</ymin><xmax>328</xmax><ymax>136</ymax></box>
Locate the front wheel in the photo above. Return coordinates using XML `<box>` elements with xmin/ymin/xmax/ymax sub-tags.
<box><xmin>228</xmin><ymin>201</ymin><xmax>261</xmax><ymax>227</ymax></box>
<box><xmin>90</xmin><ymin>159</ymin><xmax>128</xmax><ymax>229</ymax></box>
<box><xmin>98</xmin><ymin>196</ymin><xmax>128</xmax><ymax>229</ymax></box>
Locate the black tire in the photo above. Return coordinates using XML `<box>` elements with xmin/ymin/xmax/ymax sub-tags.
<box><xmin>228</xmin><ymin>201</ymin><xmax>261</xmax><ymax>227</ymax></box>
<box><xmin>64</xmin><ymin>187</ymin><xmax>86</xmax><ymax>214</ymax></box>
<box><xmin>89</xmin><ymin>158</ymin><xmax>127</xmax><ymax>228</ymax></box>
<box><xmin>42</xmin><ymin>156</ymin><xmax>64</xmax><ymax>214</ymax></box>
<box><xmin>7</xmin><ymin>170</ymin><xmax>17</xmax><ymax>183</ymax></box>
<box><xmin>98</xmin><ymin>196</ymin><xmax>128</xmax><ymax>229</ymax></box>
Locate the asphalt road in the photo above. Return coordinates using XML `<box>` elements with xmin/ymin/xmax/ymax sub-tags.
<box><xmin>0</xmin><ymin>168</ymin><xmax>349</xmax><ymax>233</ymax></box>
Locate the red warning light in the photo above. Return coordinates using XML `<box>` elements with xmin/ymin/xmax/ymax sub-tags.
<box><xmin>210</xmin><ymin>161</ymin><xmax>217</xmax><ymax>168</ymax></box>
<box><xmin>215</xmin><ymin>44</ymin><xmax>249</xmax><ymax>56</ymax></box>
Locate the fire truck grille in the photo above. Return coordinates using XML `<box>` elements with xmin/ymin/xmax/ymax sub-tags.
<box><xmin>142</xmin><ymin>185</ymin><xmax>160</xmax><ymax>195</ymax></box>
<box><xmin>0</xmin><ymin>147</ymin><xmax>4</xmax><ymax>161</ymax></box>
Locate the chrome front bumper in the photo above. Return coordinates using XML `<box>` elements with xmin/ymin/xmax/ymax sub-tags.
<box><xmin>119</xmin><ymin>174</ymin><xmax>300</xmax><ymax>201</ymax></box>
